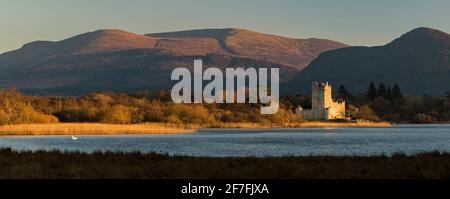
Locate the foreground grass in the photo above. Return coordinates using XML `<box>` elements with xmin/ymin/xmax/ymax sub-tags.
<box><xmin>0</xmin><ymin>123</ymin><xmax>192</xmax><ymax>135</ymax></box>
<box><xmin>0</xmin><ymin>149</ymin><xmax>449</xmax><ymax>179</ymax></box>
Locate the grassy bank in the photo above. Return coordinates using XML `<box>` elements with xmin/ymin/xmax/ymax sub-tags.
<box><xmin>0</xmin><ymin>149</ymin><xmax>448</xmax><ymax>179</ymax></box>
<box><xmin>0</xmin><ymin>123</ymin><xmax>192</xmax><ymax>135</ymax></box>
<box><xmin>194</xmin><ymin>121</ymin><xmax>391</xmax><ymax>128</ymax></box>
<box><xmin>0</xmin><ymin>121</ymin><xmax>390</xmax><ymax>135</ymax></box>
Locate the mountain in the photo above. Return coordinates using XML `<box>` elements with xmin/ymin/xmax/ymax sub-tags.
<box><xmin>0</xmin><ymin>29</ymin><xmax>157</xmax><ymax>61</ymax></box>
<box><xmin>287</xmin><ymin>27</ymin><xmax>450</xmax><ymax>95</ymax></box>
<box><xmin>0</xmin><ymin>28</ymin><xmax>347</xmax><ymax>95</ymax></box>
<box><xmin>148</xmin><ymin>28</ymin><xmax>347</xmax><ymax>70</ymax></box>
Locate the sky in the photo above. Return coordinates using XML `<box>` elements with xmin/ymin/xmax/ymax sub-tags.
<box><xmin>1</xmin><ymin>0</ymin><xmax>449</xmax><ymax>53</ymax></box>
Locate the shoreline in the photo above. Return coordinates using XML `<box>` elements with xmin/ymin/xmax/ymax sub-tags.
<box><xmin>0</xmin><ymin>121</ymin><xmax>391</xmax><ymax>136</ymax></box>
<box><xmin>178</xmin><ymin>121</ymin><xmax>392</xmax><ymax>129</ymax></box>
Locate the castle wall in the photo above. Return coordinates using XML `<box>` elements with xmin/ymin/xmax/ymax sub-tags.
<box><xmin>326</xmin><ymin>101</ymin><xmax>345</xmax><ymax>119</ymax></box>
<box><xmin>297</xmin><ymin>82</ymin><xmax>346</xmax><ymax>120</ymax></box>
<box><xmin>311</xmin><ymin>83</ymin><xmax>324</xmax><ymax>109</ymax></box>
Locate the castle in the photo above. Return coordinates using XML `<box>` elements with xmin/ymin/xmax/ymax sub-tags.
<box><xmin>297</xmin><ymin>82</ymin><xmax>346</xmax><ymax>120</ymax></box>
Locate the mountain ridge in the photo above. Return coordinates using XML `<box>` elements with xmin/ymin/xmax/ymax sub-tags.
<box><xmin>0</xmin><ymin>28</ymin><xmax>347</xmax><ymax>95</ymax></box>
<box><xmin>287</xmin><ymin>27</ymin><xmax>450</xmax><ymax>95</ymax></box>
<box><xmin>1</xmin><ymin>28</ymin><xmax>347</xmax><ymax>70</ymax></box>
<box><xmin>148</xmin><ymin>28</ymin><xmax>348</xmax><ymax>69</ymax></box>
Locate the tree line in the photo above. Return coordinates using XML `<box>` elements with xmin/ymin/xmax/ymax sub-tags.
<box><xmin>0</xmin><ymin>82</ymin><xmax>449</xmax><ymax>125</ymax></box>
<box><xmin>334</xmin><ymin>82</ymin><xmax>450</xmax><ymax>123</ymax></box>
<box><xmin>0</xmin><ymin>89</ymin><xmax>298</xmax><ymax>125</ymax></box>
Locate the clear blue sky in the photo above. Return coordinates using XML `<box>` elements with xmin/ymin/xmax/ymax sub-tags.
<box><xmin>1</xmin><ymin>0</ymin><xmax>449</xmax><ymax>53</ymax></box>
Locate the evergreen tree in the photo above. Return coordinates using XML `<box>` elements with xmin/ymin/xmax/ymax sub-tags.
<box><xmin>280</xmin><ymin>95</ymin><xmax>293</xmax><ymax>111</ymax></box>
<box><xmin>367</xmin><ymin>81</ymin><xmax>378</xmax><ymax>100</ymax></box>
<box><xmin>386</xmin><ymin>86</ymin><xmax>393</xmax><ymax>100</ymax></box>
<box><xmin>338</xmin><ymin>85</ymin><xmax>347</xmax><ymax>99</ymax></box>
<box><xmin>392</xmin><ymin>83</ymin><xmax>403</xmax><ymax>99</ymax></box>
<box><xmin>338</xmin><ymin>84</ymin><xmax>353</xmax><ymax>102</ymax></box>
<box><xmin>378</xmin><ymin>83</ymin><xmax>387</xmax><ymax>99</ymax></box>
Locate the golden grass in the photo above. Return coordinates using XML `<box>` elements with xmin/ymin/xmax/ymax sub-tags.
<box><xmin>0</xmin><ymin>121</ymin><xmax>391</xmax><ymax>136</ymax></box>
<box><xmin>185</xmin><ymin>121</ymin><xmax>392</xmax><ymax>129</ymax></box>
<box><xmin>289</xmin><ymin>121</ymin><xmax>392</xmax><ymax>128</ymax></box>
<box><xmin>0</xmin><ymin>123</ymin><xmax>193</xmax><ymax>136</ymax></box>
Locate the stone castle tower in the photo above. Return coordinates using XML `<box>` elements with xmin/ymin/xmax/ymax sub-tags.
<box><xmin>297</xmin><ymin>82</ymin><xmax>346</xmax><ymax>120</ymax></box>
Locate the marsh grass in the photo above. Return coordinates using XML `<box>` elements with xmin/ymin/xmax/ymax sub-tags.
<box><xmin>193</xmin><ymin>121</ymin><xmax>391</xmax><ymax>128</ymax></box>
<box><xmin>0</xmin><ymin>149</ymin><xmax>448</xmax><ymax>179</ymax></box>
<box><xmin>0</xmin><ymin>123</ymin><xmax>193</xmax><ymax>135</ymax></box>
<box><xmin>0</xmin><ymin>121</ymin><xmax>390</xmax><ymax>136</ymax></box>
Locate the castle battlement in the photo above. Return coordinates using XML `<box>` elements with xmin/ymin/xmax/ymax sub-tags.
<box><xmin>297</xmin><ymin>81</ymin><xmax>346</xmax><ymax>120</ymax></box>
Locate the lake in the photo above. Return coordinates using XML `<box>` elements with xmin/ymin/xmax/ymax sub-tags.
<box><xmin>0</xmin><ymin>124</ymin><xmax>449</xmax><ymax>157</ymax></box>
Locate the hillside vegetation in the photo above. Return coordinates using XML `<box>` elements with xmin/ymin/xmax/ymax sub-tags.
<box><xmin>0</xmin><ymin>82</ymin><xmax>448</xmax><ymax>127</ymax></box>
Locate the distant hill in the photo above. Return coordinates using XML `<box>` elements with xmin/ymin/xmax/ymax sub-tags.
<box><xmin>287</xmin><ymin>27</ymin><xmax>450</xmax><ymax>95</ymax></box>
<box><xmin>148</xmin><ymin>28</ymin><xmax>347</xmax><ymax>70</ymax></box>
<box><xmin>0</xmin><ymin>28</ymin><xmax>347</xmax><ymax>95</ymax></box>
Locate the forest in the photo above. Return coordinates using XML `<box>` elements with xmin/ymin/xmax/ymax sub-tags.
<box><xmin>0</xmin><ymin>82</ymin><xmax>449</xmax><ymax>125</ymax></box>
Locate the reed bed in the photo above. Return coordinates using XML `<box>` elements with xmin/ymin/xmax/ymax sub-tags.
<box><xmin>292</xmin><ymin>121</ymin><xmax>392</xmax><ymax>128</ymax></box>
<box><xmin>0</xmin><ymin>123</ymin><xmax>193</xmax><ymax>135</ymax></box>
<box><xmin>191</xmin><ymin>121</ymin><xmax>391</xmax><ymax>128</ymax></box>
<box><xmin>0</xmin><ymin>149</ymin><xmax>448</xmax><ymax>179</ymax></box>
<box><xmin>0</xmin><ymin>121</ymin><xmax>390</xmax><ymax>136</ymax></box>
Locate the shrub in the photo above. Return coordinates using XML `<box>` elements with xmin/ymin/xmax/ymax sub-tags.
<box><xmin>0</xmin><ymin>89</ymin><xmax>58</xmax><ymax>124</ymax></box>
<box><xmin>354</xmin><ymin>105</ymin><xmax>380</xmax><ymax>122</ymax></box>
<box><xmin>12</xmin><ymin>105</ymin><xmax>58</xmax><ymax>123</ymax></box>
<box><xmin>413</xmin><ymin>113</ymin><xmax>437</xmax><ymax>124</ymax></box>
<box><xmin>0</xmin><ymin>110</ymin><xmax>8</xmax><ymax>125</ymax></box>
<box><xmin>100</xmin><ymin>105</ymin><xmax>133</xmax><ymax>124</ymax></box>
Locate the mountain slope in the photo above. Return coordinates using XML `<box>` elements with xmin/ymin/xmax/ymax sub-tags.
<box><xmin>287</xmin><ymin>27</ymin><xmax>450</xmax><ymax>95</ymax></box>
<box><xmin>149</xmin><ymin>28</ymin><xmax>348</xmax><ymax>70</ymax></box>
<box><xmin>0</xmin><ymin>28</ymin><xmax>347</xmax><ymax>95</ymax></box>
<box><xmin>0</xmin><ymin>29</ymin><xmax>158</xmax><ymax>63</ymax></box>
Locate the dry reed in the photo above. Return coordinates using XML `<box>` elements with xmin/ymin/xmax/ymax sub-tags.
<box><xmin>192</xmin><ymin>121</ymin><xmax>391</xmax><ymax>128</ymax></box>
<box><xmin>0</xmin><ymin>121</ymin><xmax>390</xmax><ymax>136</ymax></box>
<box><xmin>0</xmin><ymin>123</ymin><xmax>193</xmax><ymax>135</ymax></box>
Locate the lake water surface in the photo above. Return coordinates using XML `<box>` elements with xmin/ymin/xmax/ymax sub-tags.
<box><xmin>1</xmin><ymin>124</ymin><xmax>450</xmax><ymax>157</ymax></box>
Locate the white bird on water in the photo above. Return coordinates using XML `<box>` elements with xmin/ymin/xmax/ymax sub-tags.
<box><xmin>71</xmin><ymin>136</ymin><xmax>78</xmax><ymax>140</ymax></box>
